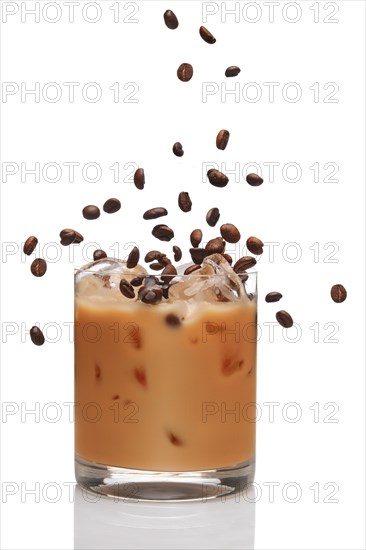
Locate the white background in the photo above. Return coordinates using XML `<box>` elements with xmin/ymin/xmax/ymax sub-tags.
<box><xmin>0</xmin><ymin>1</ymin><xmax>365</xmax><ymax>548</ymax></box>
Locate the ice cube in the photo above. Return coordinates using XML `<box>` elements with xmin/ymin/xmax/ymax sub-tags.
<box><xmin>202</xmin><ymin>254</ymin><xmax>247</xmax><ymax>301</ymax></box>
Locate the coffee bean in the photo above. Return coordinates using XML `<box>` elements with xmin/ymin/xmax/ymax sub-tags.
<box><xmin>30</xmin><ymin>326</ymin><xmax>45</xmax><ymax>346</ymax></box>
<box><xmin>239</xmin><ymin>273</ymin><xmax>249</xmax><ymax>283</ymax></box>
<box><xmin>23</xmin><ymin>236</ymin><xmax>38</xmax><ymax>255</ymax></box>
<box><xmin>220</xmin><ymin>223</ymin><xmax>241</xmax><ymax>243</ymax></box>
<box><xmin>134</xmin><ymin>168</ymin><xmax>145</xmax><ymax>190</ymax></box>
<box><xmin>173</xmin><ymin>245</ymin><xmax>182</xmax><ymax>262</ymax></box>
<box><xmin>216</xmin><ymin>129</ymin><xmax>230</xmax><ymax>150</ymax></box>
<box><xmin>161</xmin><ymin>263</ymin><xmax>177</xmax><ymax>282</ymax></box>
<box><xmin>82</xmin><ymin>205</ymin><xmax>100</xmax><ymax>220</ymax></box>
<box><xmin>199</xmin><ymin>25</ymin><xmax>216</xmax><ymax>44</ymax></box>
<box><xmin>225</xmin><ymin>66</ymin><xmax>241</xmax><ymax>77</ymax></box>
<box><xmin>173</xmin><ymin>142</ymin><xmax>184</xmax><ymax>157</ymax></box>
<box><xmin>331</xmin><ymin>284</ymin><xmax>347</xmax><ymax>303</ymax></box>
<box><xmin>207</xmin><ymin>169</ymin><xmax>229</xmax><ymax>188</ymax></box>
<box><xmin>178</xmin><ymin>191</ymin><xmax>192</xmax><ymax>212</ymax></box>
<box><xmin>103</xmin><ymin>198</ymin><xmax>121</xmax><ymax>214</ymax></box>
<box><xmin>177</xmin><ymin>63</ymin><xmax>193</xmax><ymax>82</ymax></box>
<box><xmin>126</xmin><ymin>246</ymin><xmax>140</xmax><ymax>269</ymax></box>
<box><xmin>143</xmin><ymin>207</ymin><xmax>168</xmax><ymax>220</ymax></box>
<box><xmin>74</xmin><ymin>231</ymin><xmax>84</xmax><ymax>244</ymax></box>
<box><xmin>156</xmin><ymin>253</ymin><xmax>171</xmax><ymax>267</ymax></box>
<box><xmin>246</xmin><ymin>236</ymin><xmax>263</xmax><ymax>255</ymax></box>
<box><xmin>184</xmin><ymin>264</ymin><xmax>201</xmax><ymax>275</ymax></box>
<box><xmin>265</xmin><ymin>292</ymin><xmax>282</xmax><ymax>303</ymax></box>
<box><xmin>165</xmin><ymin>313</ymin><xmax>181</xmax><ymax>327</ymax></box>
<box><xmin>144</xmin><ymin>275</ymin><xmax>159</xmax><ymax>288</ymax></box>
<box><xmin>145</xmin><ymin>250</ymin><xmax>163</xmax><ymax>263</ymax></box>
<box><xmin>206</xmin><ymin>237</ymin><xmax>225</xmax><ymax>254</ymax></box>
<box><xmin>152</xmin><ymin>224</ymin><xmax>174</xmax><ymax>241</ymax></box>
<box><xmin>139</xmin><ymin>285</ymin><xmax>163</xmax><ymax>305</ymax></box>
<box><xmin>31</xmin><ymin>258</ymin><xmax>47</xmax><ymax>277</ymax></box>
<box><xmin>93</xmin><ymin>249</ymin><xmax>107</xmax><ymax>261</ymax></box>
<box><xmin>222</xmin><ymin>253</ymin><xmax>233</xmax><ymax>265</ymax></box>
<box><xmin>60</xmin><ymin>229</ymin><xmax>76</xmax><ymax>246</ymax></box>
<box><xmin>233</xmin><ymin>256</ymin><xmax>257</xmax><ymax>273</ymax></box>
<box><xmin>246</xmin><ymin>173</ymin><xmax>263</xmax><ymax>186</ymax></box>
<box><xmin>190</xmin><ymin>248</ymin><xmax>209</xmax><ymax>264</ymax></box>
<box><xmin>119</xmin><ymin>279</ymin><xmax>135</xmax><ymax>299</ymax></box>
<box><xmin>131</xmin><ymin>275</ymin><xmax>145</xmax><ymax>287</ymax></box>
<box><xmin>150</xmin><ymin>262</ymin><xmax>164</xmax><ymax>271</ymax></box>
<box><xmin>164</xmin><ymin>9</ymin><xmax>178</xmax><ymax>29</ymax></box>
<box><xmin>276</xmin><ymin>310</ymin><xmax>293</xmax><ymax>328</ymax></box>
<box><xmin>206</xmin><ymin>207</ymin><xmax>220</xmax><ymax>227</ymax></box>
<box><xmin>190</xmin><ymin>229</ymin><xmax>202</xmax><ymax>248</ymax></box>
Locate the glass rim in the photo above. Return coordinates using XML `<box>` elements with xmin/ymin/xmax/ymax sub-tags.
<box><xmin>74</xmin><ymin>267</ymin><xmax>258</xmax><ymax>278</ymax></box>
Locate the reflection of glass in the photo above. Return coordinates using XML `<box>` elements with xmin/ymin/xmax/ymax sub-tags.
<box><xmin>74</xmin><ymin>260</ymin><xmax>257</xmax><ymax>501</ymax></box>
<box><xmin>74</xmin><ymin>485</ymin><xmax>256</xmax><ymax>550</ymax></box>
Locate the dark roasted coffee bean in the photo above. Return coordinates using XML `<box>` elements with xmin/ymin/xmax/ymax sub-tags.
<box><xmin>164</xmin><ymin>9</ymin><xmax>178</xmax><ymax>29</ymax></box>
<box><xmin>331</xmin><ymin>284</ymin><xmax>347</xmax><ymax>303</ymax></box>
<box><xmin>143</xmin><ymin>207</ymin><xmax>168</xmax><ymax>220</ymax></box>
<box><xmin>60</xmin><ymin>229</ymin><xmax>76</xmax><ymax>246</ymax></box>
<box><xmin>246</xmin><ymin>236</ymin><xmax>264</xmax><ymax>255</ymax></box>
<box><xmin>139</xmin><ymin>285</ymin><xmax>163</xmax><ymax>305</ymax></box>
<box><xmin>265</xmin><ymin>292</ymin><xmax>283</xmax><ymax>303</ymax></box>
<box><xmin>144</xmin><ymin>250</ymin><xmax>163</xmax><ymax>263</ymax></box>
<box><xmin>152</xmin><ymin>224</ymin><xmax>174</xmax><ymax>241</ymax></box>
<box><xmin>82</xmin><ymin>205</ymin><xmax>100</xmax><ymax>220</ymax></box>
<box><xmin>239</xmin><ymin>273</ymin><xmax>249</xmax><ymax>283</ymax></box>
<box><xmin>119</xmin><ymin>278</ymin><xmax>135</xmax><ymax>299</ymax></box>
<box><xmin>127</xmin><ymin>246</ymin><xmax>140</xmax><ymax>269</ymax></box>
<box><xmin>150</xmin><ymin>262</ymin><xmax>164</xmax><ymax>271</ymax></box>
<box><xmin>30</xmin><ymin>326</ymin><xmax>45</xmax><ymax>346</ymax></box>
<box><xmin>233</xmin><ymin>256</ymin><xmax>257</xmax><ymax>273</ymax></box>
<box><xmin>103</xmin><ymin>198</ymin><xmax>121</xmax><ymax>214</ymax></box>
<box><xmin>173</xmin><ymin>245</ymin><xmax>182</xmax><ymax>262</ymax></box>
<box><xmin>165</xmin><ymin>313</ymin><xmax>181</xmax><ymax>327</ymax></box>
<box><xmin>134</xmin><ymin>168</ymin><xmax>145</xmax><ymax>190</ymax></box>
<box><xmin>177</xmin><ymin>63</ymin><xmax>193</xmax><ymax>82</ymax></box>
<box><xmin>276</xmin><ymin>310</ymin><xmax>293</xmax><ymax>328</ymax></box>
<box><xmin>190</xmin><ymin>248</ymin><xmax>209</xmax><ymax>264</ymax></box>
<box><xmin>190</xmin><ymin>229</ymin><xmax>203</xmax><ymax>248</ymax></box>
<box><xmin>161</xmin><ymin>263</ymin><xmax>177</xmax><ymax>282</ymax></box>
<box><xmin>178</xmin><ymin>191</ymin><xmax>192</xmax><ymax>212</ymax></box>
<box><xmin>205</xmin><ymin>237</ymin><xmax>225</xmax><ymax>254</ymax></box>
<box><xmin>131</xmin><ymin>275</ymin><xmax>145</xmax><ymax>287</ymax></box>
<box><xmin>93</xmin><ymin>249</ymin><xmax>107</xmax><ymax>261</ymax></box>
<box><xmin>173</xmin><ymin>142</ymin><xmax>184</xmax><ymax>157</ymax></box>
<box><xmin>184</xmin><ymin>264</ymin><xmax>201</xmax><ymax>275</ymax></box>
<box><xmin>31</xmin><ymin>258</ymin><xmax>47</xmax><ymax>277</ymax></box>
<box><xmin>216</xmin><ymin>129</ymin><xmax>230</xmax><ymax>150</ymax></box>
<box><xmin>157</xmin><ymin>253</ymin><xmax>171</xmax><ymax>267</ymax></box>
<box><xmin>225</xmin><ymin>66</ymin><xmax>241</xmax><ymax>77</ymax></box>
<box><xmin>74</xmin><ymin>231</ymin><xmax>84</xmax><ymax>244</ymax></box>
<box><xmin>199</xmin><ymin>25</ymin><xmax>216</xmax><ymax>44</ymax></box>
<box><xmin>222</xmin><ymin>253</ymin><xmax>233</xmax><ymax>265</ymax></box>
<box><xmin>207</xmin><ymin>169</ymin><xmax>229</xmax><ymax>188</ymax></box>
<box><xmin>23</xmin><ymin>236</ymin><xmax>38</xmax><ymax>255</ymax></box>
<box><xmin>246</xmin><ymin>173</ymin><xmax>263</xmax><ymax>186</ymax></box>
<box><xmin>220</xmin><ymin>223</ymin><xmax>241</xmax><ymax>243</ymax></box>
<box><xmin>206</xmin><ymin>207</ymin><xmax>220</xmax><ymax>227</ymax></box>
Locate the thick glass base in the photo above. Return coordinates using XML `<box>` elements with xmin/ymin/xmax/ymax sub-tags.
<box><xmin>75</xmin><ymin>454</ymin><xmax>255</xmax><ymax>502</ymax></box>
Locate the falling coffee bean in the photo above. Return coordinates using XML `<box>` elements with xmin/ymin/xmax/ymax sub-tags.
<box><xmin>222</xmin><ymin>253</ymin><xmax>233</xmax><ymax>265</ymax></box>
<box><xmin>207</xmin><ymin>169</ymin><xmax>229</xmax><ymax>188</ymax></box>
<box><xmin>23</xmin><ymin>236</ymin><xmax>38</xmax><ymax>255</ymax></box>
<box><xmin>206</xmin><ymin>207</ymin><xmax>220</xmax><ymax>227</ymax></box>
<box><xmin>225</xmin><ymin>66</ymin><xmax>241</xmax><ymax>77</ymax></box>
<box><xmin>184</xmin><ymin>264</ymin><xmax>201</xmax><ymax>275</ymax></box>
<box><xmin>246</xmin><ymin>173</ymin><xmax>263</xmax><ymax>186</ymax></box>
<box><xmin>82</xmin><ymin>205</ymin><xmax>100</xmax><ymax>220</ymax></box>
<box><xmin>173</xmin><ymin>246</ymin><xmax>182</xmax><ymax>262</ymax></box>
<box><xmin>74</xmin><ymin>231</ymin><xmax>84</xmax><ymax>244</ymax></box>
<box><xmin>216</xmin><ymin>129</ymin><xmax>230</xmax><ymax>150</ymax></box>
<box><xmin>134</xmin><ymin>168</ymin><xmax>145</xmax><ymax>190</ymax></box>
<box><xmin>161</xmin><ymin>263</ymin><xmax>177</xmax><ymax>282</ymax></box>
<box><xmin>152</xmin><ymin>224</ymin><xmax>174</xmax><ymax>242</ymax></box>
<box><xmin>199</xmin><ymin>25</ymin><xmax>216</xmax><ymax>44</ymax></box>
<box><xmin>103</xmin><ymin>198</ymin><xmax>121</xmax><ymax>214</ymax></box>
<box><xmin>145</xmin><ymin>250</ymin><xmax>163</xmax><ymax>263</ymax></box>
<box><xmin>119</xmin><ymin>279</ymin><xmax>135</xmax><ymax>299</ymax></box>
<box><xmin>177</xmin><ymin>63</ymin><xmax>193</xmax><ymax>82</ymax></box>
<box><xmin>150</xmin><ymin>262</ymin><xmax>164</xmax><ymax>271</ymax></box>
<box><xmin>60</xmin><ymin>229</ymin><xmax>76</xmax><ymax>246</ymax></box>
<box><xmin>143</xmin><ymin>207</ymin><xmax>168</xmax><ymax>220</ymax></box>
<box><xmin>190</xmin><ymin>248</ymin><xmax>209</xmax><ymax>264</ymax></box>
<box><xmin>265</xmin><ymin>292</ymin><xmax>282</xmax><ymax>303</ymax></box>
<box><xmin>127</xmin><ymin>246</ymin><xmax>140</xmax><ymax>269</ymax></box>
<box><xmin>178</xmin><ymin>191</ymin><xmax>192</xmax><ymax>212</ymax></box>
<box><xmin>331</xmin><ymin>284</ymin><xmax>347</xmax><ymax>303</ymax></box>
<box><xmin>31</xmin><ymin>258</ymin><xmax>47</xmax><ymax>277</ymax></box>
<box><xmin>276</xmin><ymin>310</ymin><xmax>293</xmax><ymax>328</ymax></box>
<box><xmin>220</xmin><ymin>223</ymin><xmax>241</xmax><ymax>243</ymax></box>
<box><xmin>173</xmin><ymin>142</ymin><xmax>184</xmax><ymax>157</ymax></box>
<box><xmin>93</xmin><ymin>249</ymin><xmax>107</xmax><ymax>261</ymax></box>
<box><xmin>246</xmin><ymin>236</ymin><xmax>264</xmax><ymax>255</ymax></box>
<box><xmin>165</xmin><ymin>313</ymin><xmax>181</xmax><ymax>327</ymax></box>
<box><xmin>190</xmin><ymin>229</ymin><xmax>203</xmax><ymax>248</ymax></box>
<box><xmin>233</xmin><ymin>256</ymin><xmax>257</xmax><ymax>273</ymax></box>
<box><xmin>205</xmin><ymin>237</ymin><xmax>225</xmax><ymax>254</ymax></box>
<box><xmin>30</xmin><ymin>326</ymin><xmax>45</xmax><ymax>346</ymax></box>
<box><xmin>164</xmin><ymin>9</ymin><xmax>179</xmax><ymax>29</ymax></box>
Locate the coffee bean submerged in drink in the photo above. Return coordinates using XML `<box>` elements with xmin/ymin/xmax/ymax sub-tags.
<box><xmin>138</xmin><ymin>285</ymin><xmax>163</xmax><ymax>305</ymax></box>
<box><xmin>164</xmin><ymin>9</ymin><xmax>179</xmax><ymax>29</ymax></box>
<box><xmin>173</xmin><ymin>142</ymin><xmax>184</xmax><ymax>157</ymax></box>
<box><xmin>207</xmin><ymin>169</ymin><xmax>229</xmax><ymax>188</ymax></box>
<box><xmin>31</xmin><ymin>258</ymin><xmax>47</xmax><ymax>277</ymax></box>
<box><xmin>220</xmin><ymin>223</ymin><xmax>241</xmax><ymax>243</ymax></box>
<box><xmin>206</xmin><ymin>207</ymin><xmax>220</xmax><ymax>227</ymax></box>
<box><xmin>331</xmin><ymin>284</ymin><xmax>347</xmax><ymax>303</ymax></box>
<box><xmin>119</xmin><ymin>279</ymin><xmax>135</xmax><ymax>299</ymax></box>
<box><xmin>265</xmin><ymin>292</ymin><xmax>282</xmax><ymax>303</ymax></box>
<box><xmin>103</xmin><ymin>198</ymin><xmax>121</xmax><ymax>214</ymax></box>
<box><xmin>177</xmin><ymin>63</ymin><xmax>193</xmax><ymax>82</ymax></box>
<box><xmin>216</xmin><ymin>129</ymin><xmax>230</xmax><ymax>150</ymax></box>
<box><xmin>190</xmin><ymin>229</ymin><xmax>202</xmax><ymax>248</ymax></box>
<box><xmin>276</xmin><ymin>310</ymin><xmax>293</xmax><ymax>328</ymax></box>
<box><xmin>199</xmin><ymin>26</ymin><xmax>216</xmax><ymax>44</ymax></box>
<box><xmin>127</xmin><ymin>246</ymin><xmax>140</xmax><ymax>269</ymax></box>
<box><xmin>152</xmin><ymin>224</ymin><xmax>174</xmax><ymax>241</ymax></box>
<box><xmin>23</xmin><ymin>236</ymin><xmax>38</xmax><ymax>255</ymax></box>
<box><xmin>178</xmin><ymin>192</ymin><xmax>192</xmax><ymax>212</ymax></box>
<box><xmin>225</xmin><ymin>66</ymin><xmax>241</xmax><ymax>77</ymax></box>
<box><xmin>30</xmin><ymin>326</ymin><xmax>45</xmax><ymax>346</ymax></box>
<box><xmin>134</xmin><ymin>168</ymin><xmax>145</xmax><ymax>190</ymax></box>
<box><xmin>246</xmin><ymin>173</ymin><xmax>263</xmax><ymax>186</ymax></box>
<box><xmin>93</xmin><ymin>249</ymin><xmax>107</xmax><ymax>261</ymax></box>
<box><xmin>82</xmin><ymin>205</ymin><xmax>100</xmax><ymax>220</ymax></box>
<box><xmin>246</xmin><ymin>236</ymin><xmax>264</xmax><ymax>255</ymax></box>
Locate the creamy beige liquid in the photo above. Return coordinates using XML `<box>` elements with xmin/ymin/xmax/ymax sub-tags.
<box><xmin>75</xmin><ymin>272</ymin><xmax>257</xmax><ymax>472</ymax></box>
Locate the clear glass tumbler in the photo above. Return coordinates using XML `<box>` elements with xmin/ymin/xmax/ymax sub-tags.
<box><xmin>74</xmin><ymin>260</ymin><xmax>257</xmax><ymax>501</ymax></box>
